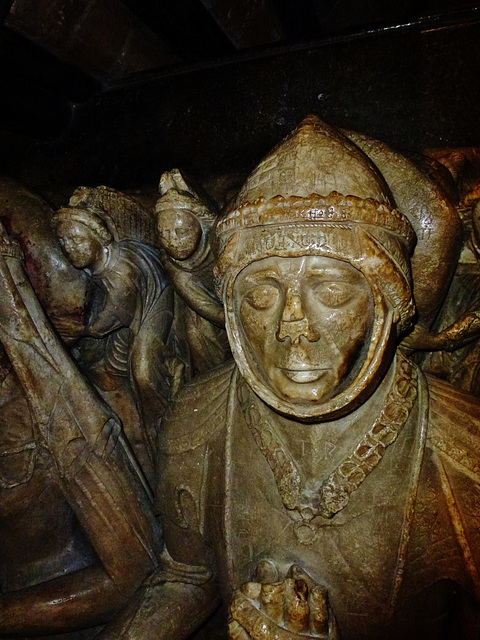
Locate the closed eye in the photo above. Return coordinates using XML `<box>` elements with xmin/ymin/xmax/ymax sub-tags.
<box><xmin>311</xmin><ymin>281</ymin><xmax>355</xmax><ymax>308</ymax></box>
<box><xmin>243</xmin><ymin>280</ymin><xmax>281</xmax><ymax>311</ymax></box>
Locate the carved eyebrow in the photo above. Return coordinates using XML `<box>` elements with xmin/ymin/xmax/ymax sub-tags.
<box><xmin>242</xmin><ymin>270</ymin><xmax>280</xmax><ymax>284</ymax></box>
<box><xmin>306</xmin><ymin>266</ymin><xmax>361</xmax><ymax>281</ymax></box>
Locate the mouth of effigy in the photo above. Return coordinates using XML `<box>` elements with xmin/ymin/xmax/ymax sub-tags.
<box><xmin>279</xmin><ymin>367</ymin><xmax>330</xmax><ymax>384</ymax></box>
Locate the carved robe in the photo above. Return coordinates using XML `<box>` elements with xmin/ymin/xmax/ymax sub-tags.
<box><xmin>156</xmin><ymin>357</ymin><xmax>480</xmax><ymax>640</ymax></box>
<box><xmin>84</xmin><ymin>239</ymin><xmax>174</xmax><ymax>480</ymax></box>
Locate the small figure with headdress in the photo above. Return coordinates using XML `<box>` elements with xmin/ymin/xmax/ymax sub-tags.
<box><xmin>156</xmin><ymin>169</ymin><xmax>230</xmax><ymax>375</ymax></box>
<box><xmin>53</xmin><ymin>186</ymin><xmax>176</xmax><ymax>486</ymax></box>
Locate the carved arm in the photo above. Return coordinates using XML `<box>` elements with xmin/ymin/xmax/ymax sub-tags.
<box><xmin>0</xmin><ymin>232</ymin><xmax>162</xmax><ymax>632</ymax></box>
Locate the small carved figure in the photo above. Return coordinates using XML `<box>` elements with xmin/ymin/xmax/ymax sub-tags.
<box><xmin>156</xmin><ymin>169</ymin><xmax>230</xmax><ymax>374</ymax></box>
<box><xmin>408</xmin><ymin>150</ymin><xmax>480</xmax><ymax>394</ymax></box>
<box><xmin>0</xmin><ymin>219</ymin><xmax>161</xmax><ymax>637</ymax></box>
<box><xmin>102</xmin><ymin>117</ymin><xmax>480</xmax><ymax>640</ymax></box>
<box><xmin>53</xmin><ymin>186</ymin><xmax>176</xmax><ymax>486</ymax></box>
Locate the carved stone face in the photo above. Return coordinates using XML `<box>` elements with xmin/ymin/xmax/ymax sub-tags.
<box><xmin>157</xmin><ymin>209</ymin><xmax>202</xmax><ymax>260</ymax></box>
<box><xmin>56</xmin><ymin>221</ymin><xmax>103</xmax><ymax>269</ymax></box>
<box><xmin>234</xmin><ymin>255</ymin><xmax>374</xmax><ymax>405</ymax></box>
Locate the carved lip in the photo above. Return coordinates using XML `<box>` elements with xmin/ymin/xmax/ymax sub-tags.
<box><xmin>279</xmin><ymin>368</ymin><xmax>329</xmax><ymax>384</ymax></box>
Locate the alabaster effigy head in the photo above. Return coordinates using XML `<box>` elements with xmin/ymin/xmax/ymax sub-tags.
<box><xmin>213</xmin><ymin>115</ymin><xmax>416</xmax><ymax>421</ymax></box>
<box><xmin>233</xmin><ymin>254</ymin><xmax>373</xmax><ymax>406</ymax></box>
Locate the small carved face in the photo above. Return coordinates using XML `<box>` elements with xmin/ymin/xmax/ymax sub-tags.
<box><xmin>234</xmin><ymin>256</ymin><xmax>373</xmax><ymax>404</ymax></box>
<box><xmin>56</xmin><ymin>221</ymin><xmax>103</xmax><ymax>269</ymax></box>
<box><xmin>157</xmin><ymin>210</ymin><xmax>202</xmax><ymax>260</ymax></box>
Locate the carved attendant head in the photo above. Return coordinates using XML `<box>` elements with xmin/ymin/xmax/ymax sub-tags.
<box><xmin>53</xmin><ymin>185</ymin><xmax>158</xmax><ymax>272</ymax></box>
<box><xmin>156</xmin><ymin>168</ymin><xmax>218</xmax><ymax>266</ymax></box>
<box><xmin>156</xmin><ymin>207</ymin><xmax>203</xmax><ymax>261</ymax></box>
<box><xmin>53</xmin><ymin>209</ymin><xmax>112</xmax><ymax>270</ymax></box>
<box><xmin>213</xmin><ymin>116</ymin><xmax>416</xmax><ymax>421</ymax></box>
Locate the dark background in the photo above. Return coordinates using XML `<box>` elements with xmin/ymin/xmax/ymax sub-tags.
<box><xmin>1</xmin><ymin>0</ymin><xmax>479</xmax><ymax>196</ymax></box>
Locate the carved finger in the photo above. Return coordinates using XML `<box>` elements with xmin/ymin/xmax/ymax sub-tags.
<box><xmin>308</xmin><ymin>585</ymin><xmax>329</xmax><ymax>636</ymax></box>
<box><xmin>283</xmin><ymin>578</ymin><xmax>309</xmax><ymax>634</ymax></box>
<box><xmin>228</xmin><ymin>619</ymin><xmax>251</xmax><ymax>640</ymax></box>
<box><xmin>253</xmin><ymin>559</ymin><xmax>278</xmax><ymax>584</ymax></box>
<box><xmin>230</xmin><ymin>591</ymin><xmax>306</xmax><ymax>640</ymax></box>
<box><xmin>260</xmin><ymin>581</ymin><xmax>284</xmax><ymax>625</ymax></box>
<box><xmin>230</xmin><ymin>591</ymin><xmax>278</xmax><ymax>640</ymax></box>
<box><xmin>240</xmin><ymin>581</ymin><xmax>262</xmax><ymax>601</ymax></box>
<box><xmin>287</xmin><ymin>564</ymin><xmax>316</xmax><ymax>589</ymax></box>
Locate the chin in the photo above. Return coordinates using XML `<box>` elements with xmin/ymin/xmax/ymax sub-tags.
<box><xmin>174</xmin><ymin>248</ymin><xmax>196</xmax><ymax>260</ymax></box>
<box><xmin>66</xmin><ymin>255</ymin><xmax>83</xmax><ymax>268</ymax></box>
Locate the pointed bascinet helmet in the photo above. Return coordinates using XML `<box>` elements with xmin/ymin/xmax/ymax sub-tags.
<box><xmin>213</xmin><ymin>115</ymin><xmax>416</xmax><ymax>420</ymax></box>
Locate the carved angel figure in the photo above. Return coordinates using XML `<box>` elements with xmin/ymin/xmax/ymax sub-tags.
<box><xmin>100</xmin><ymin>116</ymin><xmax>480</xmax><ymax>640</ymax></box>
<box><xmin>53</xmin><ymin>186</ymin><xmax>177</xmax><ymax>486</ymax></box>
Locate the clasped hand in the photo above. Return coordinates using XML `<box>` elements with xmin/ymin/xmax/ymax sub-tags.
<box><xmin>228</xmin><ymin>561</ymin><xmax>340</xmax><ymax>639</ymax></box>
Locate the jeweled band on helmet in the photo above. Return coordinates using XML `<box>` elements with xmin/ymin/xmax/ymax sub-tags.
<box><xmin>213</xmin><ymin>115</ymin><xmax>417</xmax><ymax>421</ymax></box>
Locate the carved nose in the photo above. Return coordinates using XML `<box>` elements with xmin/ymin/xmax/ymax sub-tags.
<box><xmin>277</xmin><ymin>318</ymin><xmax>312</xmax><ymax>343</ymax></box>
<box><xmin>282</xmin><ymin>289</ymin><xmax>304</xmax><ymax>323</ymax></box>
<box><xmin>276</xmin><ymin>289</ymin><xmax>320</xmax><ymax>343</ymax></box>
